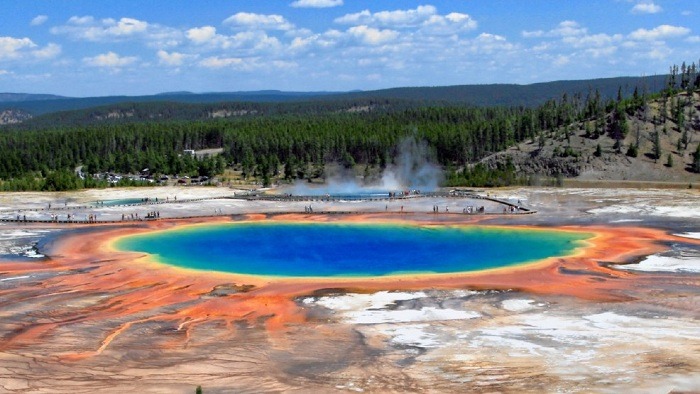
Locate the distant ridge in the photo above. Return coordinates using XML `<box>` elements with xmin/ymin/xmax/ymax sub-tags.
<box><xmin>336</xmin><ymin>75</ymin><xmax>669</xmax><ymax>107</ymax></box>
<box><xmin>0</xmin><ymin>75</ymin><xmax>669</xmax><ymax>116</ymax></box>
<box><xmin>155</xmin><ymin>91</ymin><xmax>195</xmax><ymax>96</ymax></box>
<box><xmin>0</xmin><ymin>93</ymin><xmax>67</xmax><ymax>103</ymax></box>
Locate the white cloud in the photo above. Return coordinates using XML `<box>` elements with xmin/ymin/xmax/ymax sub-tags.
<box><xmin>644</xmin><ymin>46</ymin><xmax>672</xmax><ymax>60</ymax></box>
<box><xmin>67</xmin><ymin>16</ymin><xmax>94</xmax><ymax>25</ymax></box>
<box><xmin>347</xmin><ymin>25</ymin><xmax>399</xmax><ymax>45</ymax></box>
<box><xmin>585</xmin><ymin>46</ymin><xmax>618</xmax><ymax>58</ymax></box>
<box><xmin>32</xmin><ymin>43</ymin><xmax>61</xmax><ymax>59</ymax></box>
<box><xmin>685</xmin><ymin>35</ymin><xmax>700</xmax><ymax>43</ymax></box>
<box><xmin>562</xmin><ymin>33</ymin><xmax>623</xmax><ymax>48</ymax></box>
<box><xmin>199</xmin><ymin>56</ymin><xmax>245</xmax><ymax>69</ymax></box>
<box><xmin>0</xmin><ymin>37</ymin><xmax>36</xmax><ymax>60</ymax></box>
<box><xmin>0</xmin><ymin>69</ymin><xmax>11</xmax><ymax>75</ymax></box>
<box><xmin>553</xmin><ymin>55</ymin><xmax>570</xmax><ymax>66</ymax></box>
<box><xmin>335</xmin><ymin>5</ymin><xmax>437</xmax><ymax>27</ymax></box>
<box><xmin>0</xmin><ymin>36</ymin><xmax>60</xmax><ymax>61</ymax></box>
<box><xmin>83</xmin><ymin>51</ymin><xmax>137</xmax><ymax>68</ymax></box>
<box><xmin>681</xmin><ymin>10</ymin><xmax>693</xmax><ymax>16</ymax></box>
<box><xmin>271</xmin><ymin>60</ymin><xmax>298</xmax><ymax>69</ymax></box>
<box><xmin>628</xmin><ymin>24</ymin><xmax>690</xmax><ymax>40</ymax></box>
<box><xmin>522</xmin><ymin>30</ymin><xmax>544</xmax><ymax>38</ymax></box>
<box><xmin>51</xmin><ymin>16</ymin><xmax>181</xmax><ymax>46</ymax></box>
<box><xmin>289</xmin><ymin>30</ymin><xmax>342</xmax><ymax>52</ymax></box>
<box><xmin>334</xmin><ymin>5</ymin><xmax>476</xmax><ymax>36</ymax></box>
<box><xmin>290</xmin><ymin>0</ymin><xmax>343</xmax><ymax>8</ymax></box>
<box><xmin>111</xmin><ymin>17</ymin><xmax>148</xmax><ymax>36</ymax></box>
<box><xmin>523</xmin><ymin>20</ymin><xmax>587</xmax><ymax>38</ymax></box>
<box><xmin>468</xmin><ymin>33</ymin><xmax>515</xmax><ymax>54</ymax></box>
<box><xmin>223</xmin><ymin>12</ymin><xmax>294</xmax><ymax>31</ymax></box>
<box><xmin>157</xmin><ymin>50</ymin><xmax>194</xmax><ymax>66</ymax></box>
<box><xmin>186</xmin><ymin>26</ymin><xmax>217</xmax><ymax>44</ymax></box>
<box><xmin>185</xmin><ymin>26</ymin><xmax>281</xmax><ymax>54</ymax></box>
<box><xmin>31</xmin><ymin>15</ymin><xmax>48</xmax><ymax>26</ymax></box>
<box><xmin>551</xmin><ymin>20</ymin><xmax>587</xmax><ymax>37</ymax></box>
<box><xmin>631</xmin><ymin>2</ymin><xmax>662</xmax><ymax>14</ymax></box>
<box><xmin>422</xmin><ymin>12</ymin><xmax>477</xmax><ymax>35</ymax></box>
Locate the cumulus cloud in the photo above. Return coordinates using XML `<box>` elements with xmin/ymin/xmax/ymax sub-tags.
<box><xmin>83</xmin><ymin>51</ymin><xmax>137</xmax><ymax>68</ymax></box>
<box><xmin>553</xmin><ymin>55</ymin><xmax>571</xmax><ymax>67</ymax></box>
<box><xmin>0</xmin><ymin>37</ymin><xmax>36</xmax><ymax>60</ymax></box>
<box><xmin>157</xmin><ymin>50</ymin><xmax>194</xmax><ymax>66</ymax></box>
<box><xmin>185</xmin><ymin>26</ymin><xmax>282</xmax><ymax>54</ymax></box>
<box><xmin>523</xmin><ymin>20</ymin><xmax>588</xmax><ymax>38</ymax></box>
<box><xmin>290</xmin><ymin>0</ymin><xmax>342</xmax><ymax>8</ymax></box>
<box><xmin>631</xmin><ymin>1</ymin><xmax>662</xmax><ymax>14</ymax></box>
<box><xmin>562</xmin><ymin>33</ymin><xmax>623</xmax><ymax>48</ymax></box>
<box><xmin>522</xmin><ymin>30</ymin><xmax>544</xmax><ymax>38</ymax></box>
<box><xmin>0</xmin><ymin>36</ymin><xmax>61</xmax><ymax>61</ymax></box>
<box><xmin>421</xmin><ymin>12</ymin><xmax>477</xmax><ymax>35</ymax></box>
<box><xmin>223</xmin><ymin>12</ymin><xmax>294</xmax><ymax>31</ymax></box>
<box><xmin>470</xmin><ymin>33</ymin><xmax>515</xmax><ymax>53</ymax></box>
<box><xmin>334</xmin><ymin>5</ymin><xmax>476</xmax><ymax>36</ymax></box>
<box><xmin>522</xmin><ymin>21</ymin><xmax>622</xmax><ymax>59</ymax></box>
<box><xmin>31</xmin><ymin>15</ymin><xmax>48</xmax><ymax>26</ymax></box>
<box><xmin>51</xmin><ymin>16</ymin><xmax>181</xmax><ymax>46</ymax></box>
<box><xmin>336</xmin><ymin>5</ymin><xmax>437</xmax><ymax>27</ymax></box>
<box><xmin>289</xmin><ymin>30</ymin><xmax>343</xmax><ymax>52</ymax></box>
<box><xmin>186</xmin><ymin>26</ymin><xmax>217</xmax><ymax>44</ymax></box>
<box><xmin>32</xmin><ymin>43</ymin><xmax>61</xmax><ymax>59</ymax></box>
<box><xmin>628</xmin><ymin>24</ymin><xmax>690</xmax><ymax>40</ymax></box>
<box><xmin>52</xmin><ymin>16</ymin><xmax>147</xmax><ymax>41</ymax></box>
<box><xmin>199</xmin><ymin>56</ymin><xmax>245</xmax><ymax>69</ymax></box>
<box><xmin>347</xmin><ymin>25</ymin><xmax>399</xmax><ymax>45</ymax></box>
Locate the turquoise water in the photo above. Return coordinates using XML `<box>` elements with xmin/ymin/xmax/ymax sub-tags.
<box><xmin>115</xmin><ymin>222</ymin><xmax>590</xmax><ymax>277</ymax></box>
<box><xmin>96</xmin><ymin>198</ymin><xmax>145</xmax><ymax>206</ymax></box>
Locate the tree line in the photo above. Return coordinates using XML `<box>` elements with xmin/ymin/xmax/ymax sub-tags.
<box><xmin>1</xmin><ymin>62</ymin><xmax>698</xmax><ymax>190</ymax></box>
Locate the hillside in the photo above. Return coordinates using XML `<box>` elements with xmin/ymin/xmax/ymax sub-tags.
<box><xmin>0</xmin><ymin>109</ymin><xmax>32</xmax><ymax>125</ymax></box>
<box><xmin>479</xmin><ymin>90</ymin><xmax>700</xmax><ymax>183</ymax></box>
<box><xmin>0</xmin><ymin>75</ymin><xmax>668</xmax><ymax>119</ymax></box>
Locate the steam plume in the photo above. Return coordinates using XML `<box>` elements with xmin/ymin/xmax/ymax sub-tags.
<box><xmin>290</xmin><ymin>135</ymin><xmax>443</xmax><ymax>195</ymax></box>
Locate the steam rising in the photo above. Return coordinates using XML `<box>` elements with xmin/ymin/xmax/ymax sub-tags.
<box><xmin>291</xmin><ymin>135</ymin><xmax>443</xmax><ymax>195</ymax></box>
<box><xmin>381</xmin><ymin>136</ymin><xmax>443</xmax><ymax>191</ymax></box>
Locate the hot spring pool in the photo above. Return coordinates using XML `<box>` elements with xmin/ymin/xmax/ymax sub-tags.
<box><xmin>114</xmin><ymin>222</ymin><xmax>591</xmax><ymax>277</ymax></box>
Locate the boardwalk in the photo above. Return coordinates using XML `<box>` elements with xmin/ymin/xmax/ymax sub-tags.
<box><xmin>0</xmin><ymin>192</ymin><xmax>535</xmax><ymax>225</ymax></box>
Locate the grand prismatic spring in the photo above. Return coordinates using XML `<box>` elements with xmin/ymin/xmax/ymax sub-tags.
<box><xmin>114</xmin><ymin>223</ymin><xmax>590</xmax><ymax>277</ymax></box>
<box><xmin>0</xmin><ymin>186</ymin><xmax>699</xmax><ymax>393</ymax></box>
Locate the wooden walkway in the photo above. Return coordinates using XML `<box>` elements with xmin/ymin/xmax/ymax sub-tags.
<box><xmin>0</xmin><ymin>192</ymin><xmax>535</xmax><ymax>225</ymax></box>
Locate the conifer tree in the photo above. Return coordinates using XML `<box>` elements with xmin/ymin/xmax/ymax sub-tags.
<box><xmin>653</xmin><ymin>131</ymin><xmax>662</xmax><ymax>162</ymax></box>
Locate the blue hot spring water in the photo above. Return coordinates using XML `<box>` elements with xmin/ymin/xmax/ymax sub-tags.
<box><xmin>114</xmin><ymin>222</ymin><xmax>590</xmax><ymax>277</ymax></box>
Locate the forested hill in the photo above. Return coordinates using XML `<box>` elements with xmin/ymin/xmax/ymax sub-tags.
<box><xmin>1</xmin><ymin>75</ymin><xmax>668</xmax><ymax>118</ymax></box>
<box><xmin>4</xmin><ymin>98</ymin><xmax>422</xmax><ymax>130</ymax></box>
<box><xmin>333</xmin><ymin>75</ymin><xmax>669</xmax><ymax>107</ymax></box>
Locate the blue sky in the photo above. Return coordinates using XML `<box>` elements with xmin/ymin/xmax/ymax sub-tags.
<box><xmin>1</xmin><ymin>0</ymin><xmax>698</xmax><ymax>96</ymax></box>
